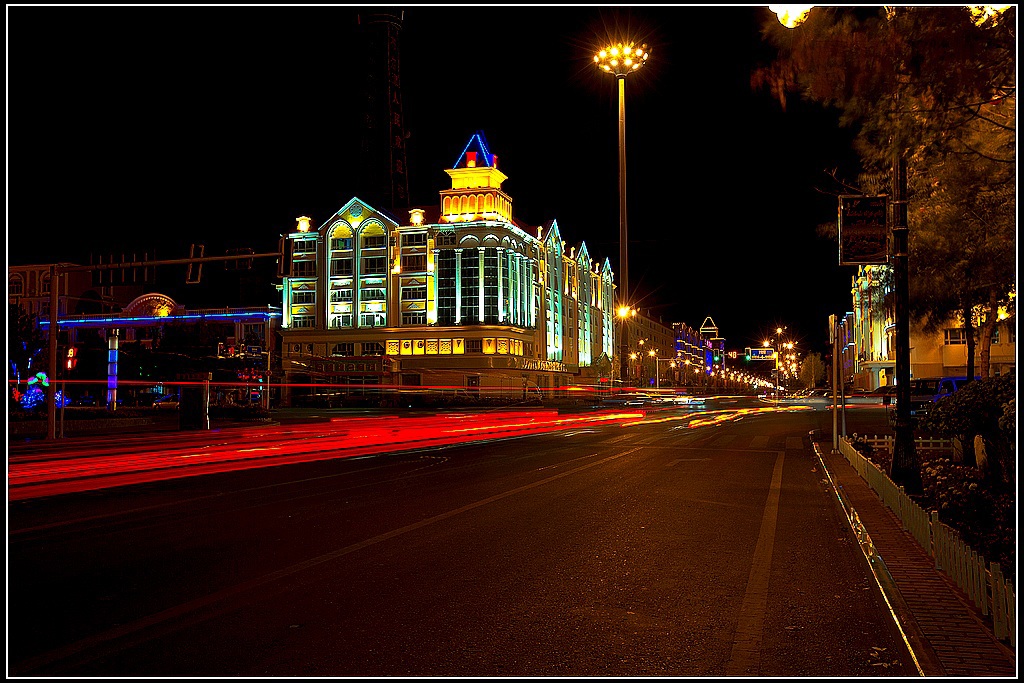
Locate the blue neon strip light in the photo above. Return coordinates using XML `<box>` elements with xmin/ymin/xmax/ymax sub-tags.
<box><xmin>453</xmin><ymin>131</ymin><xmax>494</xmax><ymax>168</ymax></box>
<box><xmin>40</xmin><ymin>311</ymin><xmax>282</xmax><ymax>328</ymax></box>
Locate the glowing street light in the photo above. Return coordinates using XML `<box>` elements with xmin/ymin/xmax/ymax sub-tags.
<box><xmin>596</xmin><ymin>39</ymin><xmax>650</xmax><ymax>388</ymax></box>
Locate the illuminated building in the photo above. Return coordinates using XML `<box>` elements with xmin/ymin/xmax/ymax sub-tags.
<box><xmin>849</xmin><ymin>265</ymin><xmax>1015</xmax><ymax>388</ymax></box>
<box><xmin>277</xmin><ymin>132</ymin><xmax>617</xmax><ymax>404</ymax></box>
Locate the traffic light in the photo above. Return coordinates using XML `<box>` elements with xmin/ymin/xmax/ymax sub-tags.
<box><xmin>66</xmin><ymin>347</ymin><xmax>78</xmax><ymax>370</ymax></box>
<box><xmin>713</xmin><ymin>349</ymin><xmax>721</xmax><ymax>363</ymax></box>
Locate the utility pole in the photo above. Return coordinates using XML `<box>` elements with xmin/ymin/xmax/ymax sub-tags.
<box><xmin>889</xmin><ymin>153</ymin><xmax>922</xmax><ymax>493</ymax></box>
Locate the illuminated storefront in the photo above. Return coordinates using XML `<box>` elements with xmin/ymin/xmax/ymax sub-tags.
<box><xmin>277</xmin><ymin>132</ymin><xmax>617</xmax><ymax>404</ymax></box>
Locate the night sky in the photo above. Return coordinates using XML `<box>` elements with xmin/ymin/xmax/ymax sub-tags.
<box><xmin>8</xmin><ymin>5</ymin><xmax>862</xmax><ymax>355</ymax></box>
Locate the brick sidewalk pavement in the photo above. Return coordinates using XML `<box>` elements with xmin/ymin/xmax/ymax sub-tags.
<box><xmin>814</xmin><ymin>441</ymin><xmax>1016</xmax><ymax>677</ymax></box>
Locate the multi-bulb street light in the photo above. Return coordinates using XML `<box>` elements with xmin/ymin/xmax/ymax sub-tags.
<box><xmin>596</xmin><ymin>40</ymin><xmax>649</xmax><ymax>388</ymax></box>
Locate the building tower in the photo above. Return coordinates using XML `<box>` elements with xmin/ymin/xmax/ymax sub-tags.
<box><xmin>356</xmin><ymin>9</ymin><xmax>410</xmax><ymax>210</ymax></box>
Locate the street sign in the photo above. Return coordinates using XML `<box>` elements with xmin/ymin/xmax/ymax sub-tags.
<box><xmin>749</xmin><ymin>347</ymin><xmax>775</xmax><ymax>361</ymax></box>
<box><xmin>839</xmin><ymin>194</ymin><xmax>888</xmax><ymax>265</ymax></box>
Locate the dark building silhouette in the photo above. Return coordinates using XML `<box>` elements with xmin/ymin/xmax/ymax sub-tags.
<box><xmin>356</xmin><ymin>9</ymin><xmax>410</xmax><ymax>211</ymax></box>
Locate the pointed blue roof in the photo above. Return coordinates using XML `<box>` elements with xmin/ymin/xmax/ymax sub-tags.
<box><xmin>453</xmin><ymin>130</ymin><xmax>496</xmax><ymax>168</ymax></box>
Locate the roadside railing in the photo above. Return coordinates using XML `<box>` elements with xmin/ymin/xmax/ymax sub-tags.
<box><xmin>839</xmin><ymin>436</ymin><xmax>1016</xmax><ymax>649</ymax></box>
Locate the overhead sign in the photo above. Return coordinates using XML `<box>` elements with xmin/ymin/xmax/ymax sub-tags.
<box><xmin>839</xmin><ymin>194</ymin><xmax>888</xmax><ymax>265</ymax></box>
<box><xmin>749</xmin><ymin>347</ymin><xmax>776</xmax><ymax>361</ymax></box>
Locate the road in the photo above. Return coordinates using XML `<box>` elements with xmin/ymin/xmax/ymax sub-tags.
<box><xmin>7</xmin><ymin>397</ymin><xmax>912</xmax><ymax>676</ymax></box>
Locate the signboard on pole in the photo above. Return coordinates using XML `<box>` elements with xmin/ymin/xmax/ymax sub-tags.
<box><xmin>839</xmin><ymin>194</ymin><xmax>888</xmax><ymax>265</ymax></box>
<box><xmin>749</xmin><ymin>347</ymin><xmax>775</xmax><ymax>361</ymax></box>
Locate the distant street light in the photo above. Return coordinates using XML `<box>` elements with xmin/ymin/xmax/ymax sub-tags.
<box><xmin>596</xmin><ymin>39</ymin><xmax>649</xmax><ymax>389</ymax></box>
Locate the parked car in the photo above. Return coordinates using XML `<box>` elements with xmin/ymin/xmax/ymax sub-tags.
<box><xmin>153</xmin><ymin>394</ymin><xmax>180</xmax><ymax>410</ymax></box>
<box><xmin>892</xmin><ymin>376</ymin><xmax>980</xmax><ymax>417</ymax></box>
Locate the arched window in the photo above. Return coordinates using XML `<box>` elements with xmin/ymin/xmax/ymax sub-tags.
<box><xmin>360</xmin><ymin>222</ymin><xmax>387</xmax><ymax>250</ymax></box>
<box><xmin>9</xmin><ymin>276</ymin><xmax>24</xmax><ymax>296</ymax></box>
<box><xmin>330</xmin><ymin>223</ymin><xmax>353</xmax><ymax>251</ymax></box>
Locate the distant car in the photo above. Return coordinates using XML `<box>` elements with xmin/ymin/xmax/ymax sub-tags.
<box><xmin>601</xmin><ymin>391</ymin><xmax>654</xmax><ymax>407</ymax></box>
<box><xmin>154</xmin><ymin>395</ymin><xmax>180</xmax><ymax>410</ymax></box>
<box><xmin>866</xmin><ymin>385</ymin><xmax>898</xmax><ymax>403</ymax></box>
<box><xmin>72</xmin><ymin>395</ymin><xmax>97</xmax><ymax>407</ymax></box>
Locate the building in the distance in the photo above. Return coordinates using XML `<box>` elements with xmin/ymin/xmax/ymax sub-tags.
<box><xmin>276</xmin><ymin>132</ymin><xmax>617</xmax><ymax>405</ymax></box>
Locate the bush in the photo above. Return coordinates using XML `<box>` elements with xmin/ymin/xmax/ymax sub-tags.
<box><xmin>919</xmin><ymin>456</ymin><xmax>1015</xmax><ymax>578</ymax></box>
<box><xmin>919</xmin><ymin>373</ymin><xmax>1015</xmax><ymax>490</ymax></box>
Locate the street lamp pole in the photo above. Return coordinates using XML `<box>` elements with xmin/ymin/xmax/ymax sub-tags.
<box><xmin>596</xmin><ymin>41</ymin><xmax>649</xmax><ymax>389</ymax></box>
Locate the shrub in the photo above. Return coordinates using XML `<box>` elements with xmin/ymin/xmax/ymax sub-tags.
<box><xmin>919</xmin><ymin>374</ymin><xmax>1015</xmax><ymax>490</ymax></box>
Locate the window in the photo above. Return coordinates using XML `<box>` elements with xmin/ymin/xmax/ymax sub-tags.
<box><xmin>360</xmin><ymin>287</ymin><xmax>387</xmax><ymax>301</ymax></box>
<box><xmin>402</xmin><ymin>312</ymin><xmax>427</xmax><ymax>325</ymax></box>
<box><xmin>362</xmin><ymin>234</ymin><xmax>386</xmax><ymax>249</ymax></box>
<box><xmin>331</xmin><ymin>343</ymin><xmax>355</xmax><ymax>357</ymax></box>
<box><xmin>331</xmin><ymin>237</ymin><xmax>352</xmax><ymax>251</ymax></box>
<box><xmin>293</xmin><ymin>240</ymin><xmax>317</xmax><ymax>254</ymax></box>
<box><xmin>362</xmin><ymin>257</ymin><xmax>386</xmax><ymax>275</ymax></box>
<box><xmin>330</xmin><ymin>289</ymin><xmax>353</xmax><ymax>302</ymax></box>
<box><xmin>943</xmin><ymin>329</ymin><xmax>967</xmax><ymax>345</ymax></box>
<box><xmin>436</xmin><ymin>250</ymin><xmax>457</xmax><ymax>325</ymax></box>
<box><xmin>330</xmin><ymin>314</ymin><xmax>353</xmax><ymax>328</ymax></box>
<box><xmin>9</xmin><ymin>278</ymin><xmax>23</xmax><ymax>296</ymax></box>
<box><xmin>991</xmin><ymin>328</ymin><xmax>1000</xmax><ymax>344</ymax></box>
<box><xmin>291</xmin><ymin>315</ymin><xmax>315</xmax><ymax>328</ymax></box>
<box><xmin>401</xmin><ymin>254</ymin><xmax>426</xmax><ymax>271</ymax></box>
<box><xmin>401</xmin><ymin>286</ymin><xmax>427</xmax><ymax>301</ymax></box>
<box><xmin>403</xmin><ymin>233</ymin><xmax>427</xmax><ymax>246</ymax></box>
<box><xmin>41</xmin><ymin>277</ymin><xmax>51</xmax><ymax>295</ymax></box>
<box><xmin>435</xmin><ymin>232</ymin><xmax>456</xmax><ymax>247</ymax></box>
<box><xmin>466</xmin><ymin>339</ymin><xmax>483</xmax><ymax>353</ymax></box>
<box><xmin>461</xmin><ymin>247</ymin><xmax>479</xmax><ymax>323</ymax></box>
<box><xmin>293</xmin><ymin>291</ymin><xmax>315</xmax><ymax>304</ymax></box>
<box><xmin>363</xmin><ymin>341</ymin><xmax>385</xmax><ymax>356</ymax></box>
<box><xmin>292</xmin><ymin>260</ymin><xmax>316</xmax><ymax>277</ymax></box>
<box><xmin>331</xmin><ymin>258</ymin><xmax>353</xmax><ymax>276</ymax></box>
<box><xmin>360</xmin><ymin>312</ymin><xmax>387</xmax><ymax>327</ymax></box>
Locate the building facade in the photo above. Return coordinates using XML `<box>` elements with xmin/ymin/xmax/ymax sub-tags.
<box><xmin>276</xmin><ymin>133</ymin><xmax>617</xmax><ymax>404</ymax></box>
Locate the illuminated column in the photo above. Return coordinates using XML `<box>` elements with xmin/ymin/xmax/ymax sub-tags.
<box><xmin>478</xmin><ymin>248</ymin><xmax>485</xmax><ymax>323</ymax></box>
<box><xmin>515</xmin><ymin>253</ymin><xmax>523</xmax><ymax>326</ymax></box>
<box><xmin>106</xmin><ymin>330</ymin><xmax>119</xmax><ymax>411</ymax></box>
<box><xmin>497</xmin><ymin>246</ymin><xmax>505</xmax><ymax>323</ymax></box>
<box><xmin>454</xmin><ymin>248</ymin><xmax>463</xmax><ymax>324</ymax></box>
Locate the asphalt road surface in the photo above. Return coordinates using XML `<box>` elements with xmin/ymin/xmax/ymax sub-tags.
<box><xmin>8</xmin><ymin>398</ymin><xmax>914</xmax><ymax>676</ymax></box>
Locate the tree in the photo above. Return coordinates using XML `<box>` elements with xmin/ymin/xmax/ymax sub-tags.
<box><xmin>799</xmin><ymin>352</ymin><xmax>826</xmax><ymax>388</ymax></box>
<box><xmin>908</xmin><ymin>92</ymin><xmax>1015</xmax><ymax>380</ymax></box>
<box><xmin>752</xmin><ymin>5</ymin><xmax>1015</xmax><ymax>492</ymax></box>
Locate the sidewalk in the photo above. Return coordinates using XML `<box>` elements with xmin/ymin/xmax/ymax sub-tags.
<box><xmin>812</xmin><ymin>440</ymin><xmax>1016</xmax><ymax>677</ymax></box>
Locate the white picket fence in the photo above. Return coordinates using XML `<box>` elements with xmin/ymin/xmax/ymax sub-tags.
<box><xmin>855</xmin><ymin>434</ymin><xmax>954</xmax><ymax>456</ymax></box>
<box><xmin>839</xmin><ymin>436</ymin><xmax>1016</xmax><ymax>649</ymax></box>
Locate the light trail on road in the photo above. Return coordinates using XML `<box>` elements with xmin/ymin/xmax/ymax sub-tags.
<box><xmin>7</xmin><ymin>409</ymin><xmax>645</xmax><ymax>501</ymax></box>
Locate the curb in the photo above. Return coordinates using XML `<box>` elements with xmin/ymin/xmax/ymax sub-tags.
<box><xmin>811</xmin><ymin>437</ymin><xmax>941</xmax><ymax>677</ymax></box>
